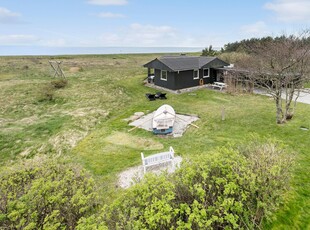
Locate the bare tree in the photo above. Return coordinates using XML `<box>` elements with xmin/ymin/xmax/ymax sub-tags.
<box><xmin>236</xmin><ymin>31</ymin><xmax>310</xmax><ymax>124</ymax></box>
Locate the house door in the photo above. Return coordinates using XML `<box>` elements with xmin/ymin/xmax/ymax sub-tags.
<box><xmin>202</xmin><ymin>68</ymin><xmax>210</xmax><ymax>84</ymax></box>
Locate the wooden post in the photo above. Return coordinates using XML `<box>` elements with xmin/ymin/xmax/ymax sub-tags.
<box><xmin>221</xmin><ymin>107</ymin><xmax>225</xmax><ymax>121</ymax></box>
<box><xmin>49</xmin><ymin>61</ymin><xmax>66</xmax><ymax>79</ymax></box>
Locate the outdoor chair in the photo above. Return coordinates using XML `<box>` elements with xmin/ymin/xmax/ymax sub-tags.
<box><xmin>155</xmin><ymin>92</ymin><xmax>167</xmax><ymax>100</ymax></box>
<box><xmin>145</xmin><ymin>93</ymin><xmax>156</xmax><ymax>101</ymax></box>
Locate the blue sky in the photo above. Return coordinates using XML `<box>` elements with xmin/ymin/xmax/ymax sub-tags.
<box><xmin>0</xmin><ymin>0</ymin><xmax>309</xmax><ymax>50</ymax></box>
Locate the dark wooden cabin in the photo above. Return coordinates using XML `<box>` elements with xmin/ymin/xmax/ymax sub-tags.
<box><xmin>144</xmin><ymin>56</ymin><xmax>230</xmax><ymax>90</ymax></box>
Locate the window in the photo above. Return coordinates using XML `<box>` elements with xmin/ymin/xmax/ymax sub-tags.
<box><xmin>193</xmin><ymin>70</ymin><xmax>199</xmax><ymax>80</ymax></box>
<box><xmin>161</xmin><ymin>70</ymin><xmax>167</xmax><ymax>81</ymax></box>
<box><xmin>203</xmin><ymin>68</ymin><xmax>209</xmax><ymax>78</ymax></box>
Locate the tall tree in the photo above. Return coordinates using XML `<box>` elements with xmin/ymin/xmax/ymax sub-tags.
<box><xmin>202</xmin><ymin>45</ymin><xmax>218</xmax><ymax>56</ymax></box>
<box><xmin>236</xmin><ymin>31</ymin><xmax>310</xmax><ymax>124</ymax></box>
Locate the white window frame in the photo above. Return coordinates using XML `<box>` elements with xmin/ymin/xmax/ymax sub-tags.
<box><xmin>203</xmin><ymin>68</ymin><xmax>210</xmax><ymax>78</ymax></box>
<box><xmin>160</xmin><ymin>70</ymin><xmax>167</xmax><ymax>81</ymax></box>
<box><xmin>193</xmin><ymin>69</ymin><xmax>199</xmax><ymax>80</ymax></box>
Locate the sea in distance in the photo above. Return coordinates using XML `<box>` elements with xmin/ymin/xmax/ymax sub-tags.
<box><xmin>0</xmin><ymin>46</ymin><xmax>204</xmax><ymax>56</ymax></box>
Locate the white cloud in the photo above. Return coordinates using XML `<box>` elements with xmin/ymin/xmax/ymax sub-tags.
<box><xmin>96</xmin><ymin>12</ymin><xmax>125</xmax><ymax>18</ymax></box>
<box><xmin>39</xmin><ymin>38</ymin><xmax>67</xmax><ymax>47</ymax></box>
<box><xmin>265</xmin><ymin>0</ymin><xmax>310</xmax><ymax>22</ymax></box>
<box><xmin>0</xmin><ymin>34</ymin><xmax>39</xmax><ymax>45</ymax></box>
<box><xmin>127</xmin><ymin>23</ymin><xmax>177</xmax><ymax>45</ymax></box>
<box><xmin>240</xmin><ymin>21</ymin><xmax>270</xmax><ymax>37</ymax></box>
<box><xmin>98</xmin><ymin>23</ymin><xmax>177</xmax><ymax>46</ymax></box>
<box><xmin>87</xmin><ymin>0</ymin><xmax>127</xmax><ymax>5</ymax></box>
<box><xmin>98</xmin><ymin>33</ymin><xmax>122</xmax><ymax>45</ymax></box>
<box><xmin>96</xmin><ymin>23</ymin><xmax>218</xmax><ymax>47</ymax></box>
<box><xmin>0</xmin><ymin>7</ymin><xmax>22</xmax><ymax>24</ymax></box>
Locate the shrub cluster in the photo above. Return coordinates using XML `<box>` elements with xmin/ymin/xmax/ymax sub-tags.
<box><xmin>0</xmin><ymin>141</ymin><xmax>293</xmax><ymax>229</ymax></box>
<box><xmin>101</xmin><ymin>140</ymin><xmax>293</xmax><ymax>229</ymax></box>
<box><xmin>0</xmin><ymin>157</ymin><xmax>99</xmax><ymax>229</ymax></box>
<box><xmin>51</xmin><ymin>79</ymin><xmax>68</xmax><ymax>89</ymax></box>
<box><xmin>40</xmin><ymin>79</ymin><xmax>68</xmax><ymax>101</ymax></box>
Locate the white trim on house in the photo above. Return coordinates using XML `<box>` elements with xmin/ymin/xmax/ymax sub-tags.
<box><xmin>160</xmin><ymin>70</ymin><xmax>167</xmax><ymax>81</ymax></box>
<box><xmin>203</xmin><ymin>68</ymin><xmax>210</xmax><ymax>78</ymax></box>
<box><xmin>193</xmin><ymin>69</ymin><xmax>199</xmax><ymax>80</ymax></box>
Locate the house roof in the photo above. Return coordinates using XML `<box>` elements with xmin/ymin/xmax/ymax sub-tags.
<box><xmin>144</xmin><ymin>56</ymin><xmax>229</xmax><ymax>71</ymax></box>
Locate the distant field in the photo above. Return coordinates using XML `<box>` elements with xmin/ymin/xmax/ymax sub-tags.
<box><xmin>0</xmin><ymin>54</ymin><xmax>309</xmax><ymax>229</ymax></box>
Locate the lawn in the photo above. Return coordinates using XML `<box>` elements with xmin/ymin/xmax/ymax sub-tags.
<box><xmin>0</xmin><ymin>54</ymin><xmax>309</xmax><ymax>229</ymax></box>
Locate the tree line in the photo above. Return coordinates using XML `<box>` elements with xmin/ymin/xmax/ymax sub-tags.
<box><xmin>222</xmin><ymin>35</ymin><xmax>310</xmax><ymax>54</ymax></box>
<box><xmin>202</xmin><ymin>34</ymin><xmax>310</xmax><ymax>56</ymax></box>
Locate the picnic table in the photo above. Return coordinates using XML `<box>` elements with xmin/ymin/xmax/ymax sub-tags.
<box><xmin>211</xmin><ymin>82</ymin><xmax>227</xmax><ymax>91</ymax></box>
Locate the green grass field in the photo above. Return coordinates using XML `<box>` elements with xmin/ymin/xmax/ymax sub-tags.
<box><xmin>0</xmin><ymin>54</ymin><xmax>309</xmax><ymax>229</ymax></box>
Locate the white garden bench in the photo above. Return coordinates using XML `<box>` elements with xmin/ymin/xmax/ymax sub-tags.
<box><xmin>141</xmin><ymin>146</ymin><xmax>175</xmax><ymax>173</ymax></box>
<box><xmin>211</xmin><ymin>82</ymin><xmax>227</xmax><ymax>91</ymax></box>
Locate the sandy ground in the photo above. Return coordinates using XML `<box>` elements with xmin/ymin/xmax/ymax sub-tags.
<box><xmin>129</xmin><ymin>112</ymin><xmax>199</xmax><ymax>137</ymax></box>
<box><xmin>118</xmin><ymin>156</ymin><xmax>183</xmax><ymax>189</ymax></box>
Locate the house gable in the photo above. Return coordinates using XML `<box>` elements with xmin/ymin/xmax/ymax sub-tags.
<box><xmin>201</xmin><ymin>58</ymin><xmax>229</xmax><ymax>69</ymax></box>
<box><xmin>143</xmin><ymin>58</ymin><xmax>174</xmax><ymax>72</ymax></box>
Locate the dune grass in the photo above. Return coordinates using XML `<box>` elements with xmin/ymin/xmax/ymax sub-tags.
<box><xmin>0</xmin><ymin>54</ymin><xmax>309</xmax><ymax>228</ymax></box>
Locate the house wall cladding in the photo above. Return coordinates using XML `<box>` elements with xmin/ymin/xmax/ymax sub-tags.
<box><xmin>174</xmin><ymin>70</ymin><xmax>198</xmax><ymax>90</ymax></box>
<box><xmin>154</xmin><ymin>69</ymin><xmax>176</xmax><ymax>89</ymax></box>
<box><xmin>154</xmin><ymin>70</ymin><xmax>198</xmax><ymax>90</ymax></box>
<box><xmin>154</xmin><ymin>69</ymin><xmax>220</xmax><ymax>90</ymax></box>
<box><xmin>174</xmin><ymin>69</ymin><xmax>219</xmax><ymax>90</ymax></box>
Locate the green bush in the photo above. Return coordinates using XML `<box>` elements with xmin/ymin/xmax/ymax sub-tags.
<box><xmin>51</xmin><ymin>79</ymin><xmax>68</xmax><ymax>89</ymax></box>
<box><xmin>101</xmin><ymin>140</ymin><xmax>293</xmax><ymax>229</ymax></box>
<box><xmin>40</xmin><ymin>84</ymin><xmax>55</xmax><ymax>101</ymax></box>
<box><xmin>0</xmin><ymin>157</ymin><xmax>100</xmax><ymax>229</ymax></box>
<box><xmin>103</xmin><ymin>173</ymin><xmax>176</xmax><ymax>229</ymax></box>
<box><xmin>39</xmin><ymin>79</ymin><xmax>68</xmax><ymax>101</ymax></box>
<box><xmin>237</xmin><ymin>139</ymin><xmax>294</xmax><ymax>225</ymax></box>
<box><xmin>0</xmin><ymin>141</ymin><xmax>293</xmax><ymax>229</ymax></box>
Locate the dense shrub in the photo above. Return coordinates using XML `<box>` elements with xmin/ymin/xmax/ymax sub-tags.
<box><xmin>237</xmin><ymin>139</ymin><xmax>294</xmax><ymax>225</ymax></box>
<box><xmin>102</xmin><ymin>140</ymin><xmax>293</xmax><ymax>229</ymax></box>
<box><xmin>103</xmin><ymin>174</ymin><xmax>176</xmax><ymax>229</ymax></box>
<box><xmin>0</xmin><ymin>141</ymin><xmax>293</xmax><ymax>229</ymax></box>
<box><xmin>41</xmin><ymin>84</ymin><xmax>55</xmax><ymax>101</ymax></box>
<box><xmin>39</xmin><ymin>79</ymin><xmax>68</xmax><ymax>101</ymax></box>
<box><xmin>0</xmin><ymin>157</ymin><xmax>100</xmax><ymax>229</ymax></box>
<box><xmin>51</xmin><ymin>79</ymin><xmax>68</xmax><ymax>89</ymax></box>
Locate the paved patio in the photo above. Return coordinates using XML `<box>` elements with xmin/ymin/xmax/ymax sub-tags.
<box><xmin>129</xmin><ymin>112</ymin><xmax>199</xmax><ymax>137</ymax></box>
<box><xmin>118</xmin><ymin>156</ymin><xmax>183</xmax><ymax>189</ymax></box>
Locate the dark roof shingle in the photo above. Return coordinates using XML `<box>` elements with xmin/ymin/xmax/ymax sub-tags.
<box><xmin>144</xmin><ymin>56</ymin><xmax>229</xmax><ymax>71</ymax></box>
